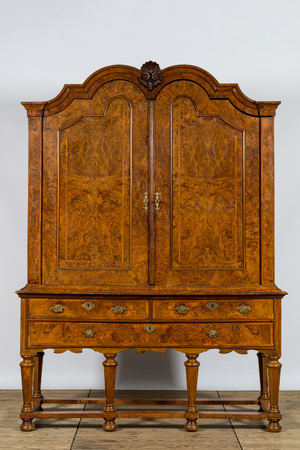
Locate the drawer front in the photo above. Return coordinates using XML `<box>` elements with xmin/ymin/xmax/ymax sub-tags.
<box><xmin>27</xmin><ymin>322</ymin><xmax>273</xmax><ymax>348</ymax></box>
<box><xmin>28</xmin><ymin>299</ymin><xmax>150</xmax><ymax>321</ymax></box>
<box><xmin>152</xmin><ymin>299</ymin><xmax>273</xmax><ymax>321</ymax></box>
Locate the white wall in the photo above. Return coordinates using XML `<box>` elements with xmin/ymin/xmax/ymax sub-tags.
<box><xmin>0</xmin><ymin>0</ymin><xmax>299</xmax><ymax>390</ymax></box>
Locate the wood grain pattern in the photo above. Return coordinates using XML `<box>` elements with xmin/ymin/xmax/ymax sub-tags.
<box><xmin>260</xmin><ymin>117</ymin><xmax>275</xmax><ymax>284</ymax></box>
<box><xmin>19</xmin><ymin>63</ymin><xmax>286</xmax><ymax>433</ymax></box>
<box><xmin>58</xmin><ymin>98</ymin><xmax>132</xmax><ymax>269</ymax></box>
<box><xmin>27</xmin><ymin>117</ymin><xmax>43</xmax><ymax>284</ymax></box>
<box><xmin>27</xmin><ymin>321</ymin><xmax>274</xmax><ymax>348</ymax></box>
<box><xmin>28</xmin><ymin>298</ymin><xmax>150</xmax><ymax>321</ymax></box>
<box><xmin>154</xmin><ymin>80</ymin><xmax>260</xmax><ymax>286</ymax></box>
<box><xmin>152</xmin><ymin>299</ymin><xmax>274</xmax><ymax>321</ymax></box>
<box><xmin>42</xmin><ymin>80</ymin><xmax>149</xmax><ymax>286</ymax></box>
<box><xmin>18</xmin><ymin>283</ymin><xmax>286</xmax><ymax>296</ymax></box>
<box><xmin>171</xmin><ymin>98</ymin><xmax>244</xmax><ymax>270</ymax></box>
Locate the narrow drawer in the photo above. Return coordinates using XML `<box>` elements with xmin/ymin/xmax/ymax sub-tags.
<box><xmin>27</xmin><ymin>321</ymin><xmax>273</xmax><ymax>348</ymax></box>
<box><xmin>28</xmin><ymin>298</ymin><xmax>150</xmax><ymax>321</ymax></box>
<box><xmin>152</xmin><ymin>299</ymin><xmax>273</xmax><ymax>321</ymax></box>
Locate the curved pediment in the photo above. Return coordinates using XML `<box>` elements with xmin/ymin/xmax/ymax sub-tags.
<box><xmin>21</xmin><ymin>62</ymin><xmax>280</xmax><ymax>117</ymax></box>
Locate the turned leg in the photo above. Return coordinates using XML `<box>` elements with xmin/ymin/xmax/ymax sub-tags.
<box><xmin>32</xmin><ymin>351</ymin><xmax>44</xmax><ymax>411</ymax></box>
<box><xmin>102</xmin><ymin>354</ymin><xmax>118</xmax><ymax>431</ymax></box>
<box><xmin>20</xmin><ymin>355</ymin><xmax>35</xmax><ymax>431</ymax></box>
<box><xmin>184</xmin><ymin>353</ymin><xmax>200</xmax><ymax>432</ymax></box>
<box><xmin>266</xmin><ymin>356</ymin><xmax>282</xmax><ymax>432</ymax></box>
<box><xmin>257</xmin><ymin>352</ymin><xmax>269</xmax><ymax>411</ymax></box>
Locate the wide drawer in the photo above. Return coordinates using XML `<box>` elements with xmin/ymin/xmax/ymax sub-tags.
<box><xmin>27</xmin><ymin>322</ymin><xmax>274</xmax><ymax>348</ymax></box>
<box><xmin>28</xmin><ymin>298</ymin><xmax>150</xmax><ymax>321</ymax></box>
<box><xmin>152</xmin><ymin>299</ymin><xmax>273</xmax><ymax>321</ymax></box>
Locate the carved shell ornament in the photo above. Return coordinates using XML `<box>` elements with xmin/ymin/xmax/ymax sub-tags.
<box><xmin>139</xmin><ymin>61</ymin><xmax>162</xmax><ymax>91</ymax></box>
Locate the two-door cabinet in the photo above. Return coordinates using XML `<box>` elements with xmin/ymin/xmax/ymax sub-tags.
<box><xmin>17</xmin><ymin>62</ymin><xmax>286</xmax><ymax>433</ymax></box>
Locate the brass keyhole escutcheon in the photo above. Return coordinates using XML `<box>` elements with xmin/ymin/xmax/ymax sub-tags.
<box><xmin>175</xmin><ymin>305</ymin><xmax>190</xmax><ymax>314</ymax></box>
<box><xmin>237</xmin><ymin>304</ymin><xmax>251</xmax><ymax>314</ymax></box>
<box><xmin>82</xmin><ymin>301</ymin><xmax>95</xmax><ymax>311</ymax></box>
<box><xmin>144</xmin><ymin>324</ymin><xmax>156</xmax><ymax>334</ymax></box>
<box><xmin>206</xmin><ymin>329</ymin><xmax>220</xmax><ymax>338</ymax></box>
<box><xmin>83</xmin><ymin>329</ymin><xmax>97</xmax><ymax>338</ymax></box>
<box><xmin>111</xmin><ymin>305</ymin><xmax>126</xmax><ymax>314</ymax></box>
<box><xmin>206</xmin><ymin>302</ymin><xmax>219</xmax><ymax>311</ymax></box>
<box><xmin>51</xmin><ymin>304</ymin><xmax>65</xmax><ymax>313</ymax></box>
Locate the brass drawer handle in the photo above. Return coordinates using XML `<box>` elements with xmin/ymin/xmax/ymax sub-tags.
<box><xmin>237</xmin><ymin>304</ymin><xmax>251</xmax><ymax>314</ymax></box>
<box><xmin>206</xmin><ymin>301</ymin><xmax>219</xmax><ymax>311</ymax></box>
<box><xmin>175</xmin><ymin>305</ymin><xmax>190</xmax><ymax>314</ymax></box>
<box><xmin>51</xmin><ymin>304</ymin><xmax>65</xmax><ymax>313</ymax></box>
<box><xmin>111</xmin><ymin>305</ymin><xmax>126</xmax><ymax>314</ymax></box>
<box><xmin>144</xmin><ymin>324</ymin><xmax>156</xmax><ymax>334</ymax></box>
<box><xmin>206</xmin><ymin>329</ymin><xmax>220</xmax><ymax>338</ymax></box>
<box><xmin>143</xmin><ymin>192</ymin><xmax>148</xmax><ymax>210</ymax></box>
<box><xmin>83</xmin><ymin>329</ymin><xmax>97</xmax><ymax>338</ymax></box>
<box><xmin>154</xmin><ymin>192</ymin><xmax>160</xmax><ymax>211</ymax></box>
<box><xmin>82</xmin><ymin>301</ymin><xmax>95</xmax><ymax>311</ymax></box>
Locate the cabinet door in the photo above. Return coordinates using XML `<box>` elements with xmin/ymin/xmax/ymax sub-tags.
<box><xmin>154</xmin><ymin>81</ymin><xmax>260</xmax><ymax>286</ymax></box>
<box><xmin>42</xmin><ymin>81</ymin><xmax>149</xmax><ymax>286</ymax></box>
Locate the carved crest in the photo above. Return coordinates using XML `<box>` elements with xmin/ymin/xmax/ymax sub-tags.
<box><xmin>139</xmin><ymin>61</ymin><xmax>162</xmax><ymax>91</ymax></box>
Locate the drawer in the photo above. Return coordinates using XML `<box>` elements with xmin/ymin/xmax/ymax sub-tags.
<box><xmin>27</xmin><ymin>321</ymin><xmax>273</xmax><ymax>348</ymax></box>
<box><xmin>152</xmin><ymin>299</ymin><xmax>273</xmax><ymax>321</ymax></box>
<box><xmin>28</xmin><ymin>298</ymin><xmax>150</xmax><ymax>321</ymax></box>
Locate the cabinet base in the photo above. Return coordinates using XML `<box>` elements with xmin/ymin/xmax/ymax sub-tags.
<box><xmin>20</xmin><ymin>394</ymin><xmax>280</xmax><ymax>432</ymax></box>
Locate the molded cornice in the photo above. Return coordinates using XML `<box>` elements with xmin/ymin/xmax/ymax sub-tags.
<box><xmin>21</xmin><ymin>63</ymin><xmax>280</xmax><ymax>117</ymax></box>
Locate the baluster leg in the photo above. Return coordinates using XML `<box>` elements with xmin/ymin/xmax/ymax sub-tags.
<box><xmin>32</xmin><ymin>351</ymin><xmax>45</xmax><ymax>411</ymax></box>
<box><xmin>184</xmin><ymin>353</ymin><xmax>200</xmax><ymax>431</ymax></box>
<box><xmin>102</xmin><ymin>354</ymin><xmax>118</xmax><ymax>431</ymax></box>
<box><xmin>20</xmin><ymin>354</ymin><xmax>35</xmax><ymax>431</ymax></box>
<box><xmin>257</xmin><ymin>352</ymin><xmax>269</xmax><ymax>411</ymax></box>
<box><xmin>266</xmin><ymin>356</ymin><xmax>282</xmax><ymax>432</ymax></box>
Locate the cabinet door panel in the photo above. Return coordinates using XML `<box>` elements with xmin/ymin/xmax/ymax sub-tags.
<box><xmin>42</xmin><ymin>81</ymin><xmax>149</xmax><ymax>286</ymax></box>
<box><xmin>154</xmin><ymin>81</ymin><xmax>260</xmax><ymax>286</ymax></box>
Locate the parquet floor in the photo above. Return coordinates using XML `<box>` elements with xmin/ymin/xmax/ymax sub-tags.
<box><xmin>1</xmin><ymin>390</ymin><xmax>299</xmax><ymax>449</ymax></box>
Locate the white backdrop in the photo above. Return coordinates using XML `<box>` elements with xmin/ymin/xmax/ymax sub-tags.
<box><xmin>0</xmin><ymin>0</ymin><xmax>299</xmax><ymax>390</ymax></box>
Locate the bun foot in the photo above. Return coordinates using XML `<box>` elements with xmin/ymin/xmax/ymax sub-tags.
<box><xmin>184</xmin><ymin>419</ymin><xmax>198</xmax><ymax>432</ymax></box>
<box><xmin>267</xmin><ymin>420</ymin><xmax>282</xmax><ymax>432</ymax></box>
<box><xmin>20</xmin><ymin>420</ymin><xmax>35</xmax><ymax>431</ymax></box>
<box><xmin>102</xmin><ymin>419</ymin><xmax>117</xmax><ymax>431</ymax></box>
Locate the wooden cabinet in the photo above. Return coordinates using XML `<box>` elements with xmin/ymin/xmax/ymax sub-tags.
<box><xmin>17</xmin><ymin>62</ymin><xmax>286</xmax><ymax>433</ymax></box>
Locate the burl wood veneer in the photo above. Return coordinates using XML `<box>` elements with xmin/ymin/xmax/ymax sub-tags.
<box><xmin>17</xmin><ymin>62</ymin><xmax>286</xmax><ymax>433</ymax></box>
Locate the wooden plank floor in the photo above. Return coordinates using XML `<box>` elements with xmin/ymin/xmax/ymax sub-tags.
<box><xmin>1</xmin><ymin>390</ymin><xmax>300</xmax><ymax>449</ymax></box>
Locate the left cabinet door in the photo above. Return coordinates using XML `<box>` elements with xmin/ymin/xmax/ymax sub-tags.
<box><xmin>41</xmin><ymin>81</ymin><xmax>149</xmax><ymax>286</ymax></box>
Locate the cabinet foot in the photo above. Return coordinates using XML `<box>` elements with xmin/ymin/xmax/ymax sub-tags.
<box><xmin>184</xmin><ymin>419</ymin><xmax>199</xmax><ymax>432</ymax></box>
<box><xmin>20</xmin><ymin>419</ymin><xmax>35</xmax><ymax>432</ymax></box>
<box><xmin>266</xmin><ymin>420</ymin><xmax>282</xmax><ymax>432</ymax></box>
<box><xmin>102</xmin><ymin>419</ymin><xmax>118</xmax><ymax>431</ymax></box>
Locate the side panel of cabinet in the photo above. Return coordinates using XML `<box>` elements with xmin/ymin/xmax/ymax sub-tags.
<box><xmin>42</xmin><ymin>81</ymin><xmax>149</xmax><ymax>286</ymax></box>
<box><xmin>154</xmin><ymin>81</ymin><xmax>260</xmax><ymax>286</ymax></box>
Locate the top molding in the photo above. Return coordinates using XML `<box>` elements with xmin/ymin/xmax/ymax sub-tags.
<box><xmin>21</xmin><ymin>62</ymin><xmax>280</xmax><ymax>117</ymax></box>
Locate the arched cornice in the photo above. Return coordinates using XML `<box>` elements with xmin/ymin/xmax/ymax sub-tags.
<box><xmin>21</xmin><ymin>63</ymin><xmax>280</xmax><ymax>117</ymax></box>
